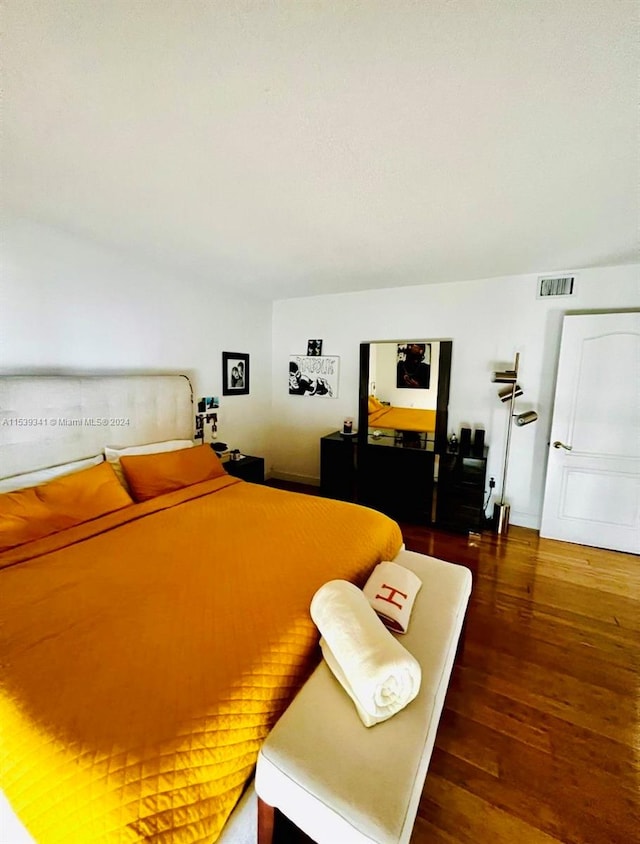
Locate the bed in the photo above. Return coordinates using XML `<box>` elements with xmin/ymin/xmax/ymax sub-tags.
<box><xmin>367</xmin><ymin>395</ymin><xmax>436</xmax><ymax>434</ymax></box>
<box><xmin>0</xmin><ymin>375</ymin><xmax>403</xmax><ymax>844</ymax></box>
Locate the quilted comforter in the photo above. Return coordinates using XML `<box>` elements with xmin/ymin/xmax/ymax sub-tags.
<box><xmin>0</xmin><ymin>476</ymin><xmax>402</xmax><ymax>843</ymax></box>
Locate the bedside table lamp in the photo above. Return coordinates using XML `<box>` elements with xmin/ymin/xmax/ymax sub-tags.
<box><xmin>492</xmin><ymin>353</ymin><xmax>538</xmax><ymax>534</ymax></box>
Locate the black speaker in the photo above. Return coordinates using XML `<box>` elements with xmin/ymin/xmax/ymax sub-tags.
<box><xmin>459</xmin><ymin>427</ymin><xmax>471</xmax><ymax>454</ymax></box>
<box><xmin>472</xmin><ymin>428</ymin><xmax>485</xmax><ymax>456</ymax></box>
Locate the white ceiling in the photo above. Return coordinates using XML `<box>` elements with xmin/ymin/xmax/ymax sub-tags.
<box><xmin>3</xmin><ymin>0</ymin><xmax>638</xmax><ymax>300</ymax></box>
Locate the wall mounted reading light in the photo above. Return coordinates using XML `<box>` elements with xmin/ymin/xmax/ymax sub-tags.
<box><xmin>492</xmin><ymin>353</ymin><xmax>538</xmax><ymax>534</ymax></box>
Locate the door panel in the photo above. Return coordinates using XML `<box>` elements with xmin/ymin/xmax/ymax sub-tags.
<box><xmin>540</xmin><ymin>311</ymin><xmax>640</xmax><ymax>553</ymax></box>
<box><xmin>572</xmin><ymin>333</ymin><xmax>637</xmax><ymax>456</ymax></box>
<box><xmin>562</xmin><ymin>468</ymin><xmax>637</xmax><ymax>524</ymax></box>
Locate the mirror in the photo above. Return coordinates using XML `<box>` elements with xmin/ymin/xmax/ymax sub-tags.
<box><xmin>359</xmin><ymin>340</ymin><xmax>452</xmax><ymax>452</ymax></box>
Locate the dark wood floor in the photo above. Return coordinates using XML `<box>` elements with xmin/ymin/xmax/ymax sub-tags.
<box><xmin>266</xmin><ymin>481</ymin><xmax>640</xmax><ymax>844</ymax></box>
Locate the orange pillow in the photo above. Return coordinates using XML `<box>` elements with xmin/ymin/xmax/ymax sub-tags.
<box><xmin>368</xmin><ymin>395</ymin><xmax>383</xmax><ymax>413</ymax></box>
<box><xmin>0</xmin><ymin>461</ymin><xmax>133</xmax><ymax>552</ymax></box>
<box><xmin>119</xmin><ymin>444</ymin><xmax>226</xmax><ymax>502</ymax></box>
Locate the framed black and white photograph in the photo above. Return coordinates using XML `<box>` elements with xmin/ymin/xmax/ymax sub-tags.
<box><xmin>289</xmin><ymin>355</ymin><xmax>339</xmax><ymax>398</ymax></box>
<box><xmin>307</xmin><ymin>339</ymin><xmax>323</xmax><ymax>356</ymax></box>
<box><xmin>222</xmin><ymin>352</ymin><xmax>249</xmax><ymax>396</ymax></box>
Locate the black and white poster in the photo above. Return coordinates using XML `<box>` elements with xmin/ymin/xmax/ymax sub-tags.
<box><xmin>288</xmin><ymin>355</ymin><xmax>339</xmax><ymax>398</ymax></box>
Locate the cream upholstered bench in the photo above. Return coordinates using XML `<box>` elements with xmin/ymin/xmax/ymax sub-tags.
<box><xmin>255</xmin><ymin>548</ymin><xmax>472</xmax><ymax>844</ymax></box>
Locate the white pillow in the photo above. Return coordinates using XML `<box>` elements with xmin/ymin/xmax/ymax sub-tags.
<box><xmin>105</xmin><ymin>439</ymin><xmax>194</xmax><ymax>489</ymax></box>
<box><xmin>0</xmin><ymin>455</ymin><xmax>104</xmax><ymax>494</ymax></box>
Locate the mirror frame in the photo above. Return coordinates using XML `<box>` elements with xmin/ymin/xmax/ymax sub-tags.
<box><xmin>358</xmin><ymin>340</ymin><xmax>452</xmax><ymax>453</ymax></box>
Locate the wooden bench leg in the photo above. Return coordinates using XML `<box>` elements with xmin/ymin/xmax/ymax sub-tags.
<box><xmin>258</xmin><ymin>796</ymin><xmax>275</xmax><ymax>844</ymax></box>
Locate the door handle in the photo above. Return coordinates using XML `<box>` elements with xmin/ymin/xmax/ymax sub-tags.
<box><xmin>553</xmin><ymin>441</ymin><xmax>572</xmax><ymax>451</ymax></box>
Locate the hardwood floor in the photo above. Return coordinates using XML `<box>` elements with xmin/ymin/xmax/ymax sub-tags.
<box><xmin>402</xmin><ymin>524</ymin><xmax>639</xmax><ymax>844</ymax></box>
<box><xmin>267</xmin><ymin>481</ymin><xmax>640</xmax><ymax>844</ymax></box>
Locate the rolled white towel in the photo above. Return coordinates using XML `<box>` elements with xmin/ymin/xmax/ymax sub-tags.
<box><xmin>310</xmin><ymin>579</ymin><xmax>421</xmax><ymax>727</ymax></box>
<box><xmin>363</xmin><ymin>562</ymin><xmax>422</xmax><ymax>633</ymax></box>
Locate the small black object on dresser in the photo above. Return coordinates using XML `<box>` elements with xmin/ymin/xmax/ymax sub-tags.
<box><xmin>436</xmin><ymin>446</ymin><xmax>488</xmax><ymax>533</ymax></box>
<box><xmin>459</xmin><ymin>427</ymin><xmax>472</xmax><ymax>454</ymax></box>
<box><xmin>225</xmin><ymin>455</ymin><xmax>265</xmax><ymax>484</ymax></box>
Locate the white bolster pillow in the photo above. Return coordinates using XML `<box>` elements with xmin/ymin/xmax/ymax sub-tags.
<box><xmin>310</xmin><ymin>579</ymin><xmax>421</xmax><ymax>727</ymax></box>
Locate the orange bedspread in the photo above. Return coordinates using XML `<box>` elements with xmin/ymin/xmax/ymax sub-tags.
<box><xmin>0</xmin><ymin>477</ymin><xmax>402</xmax><ymax>843</ymax></box>
<box><xmin>369</xmin><ymin>406</ymin><xmax>436</xmax><ymax>433</ymax></box>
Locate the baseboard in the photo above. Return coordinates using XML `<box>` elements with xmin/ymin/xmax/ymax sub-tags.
<box><xmin>268</xmin><ymin>471</ymin><xmax>320</xmax><ymax>487</ymax></box>
<box><xmin>480</xmin><ymin>510</ymin><xmax>540</xmax><ymax>532</ymax></box>
<box><xmin>510</xmin><ymin>511</ymin><xmax>541</xmax><ymax>530</ymax></box>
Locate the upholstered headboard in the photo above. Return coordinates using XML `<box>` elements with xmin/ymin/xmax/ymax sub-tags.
<box><xmin>0</xmin><ymin>375</ymin><xmax>194</xmax><ymax>479</ymax></box>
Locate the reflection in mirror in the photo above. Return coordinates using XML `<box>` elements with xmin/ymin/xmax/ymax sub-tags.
<box><xmin>359</xmin><ymin>340</ymin><xmax>452</xmax><ymax>453</ymax></box>
<box><xmin>369</xmin><ymin>341</ymin><xmax>441</xmax><ymax>410</ymax></box>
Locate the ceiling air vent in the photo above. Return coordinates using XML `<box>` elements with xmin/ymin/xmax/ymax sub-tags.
<box><xmin>537</xmin><ymin>275</ymin><xmax>576</xmax><ymax>298</ymax></box>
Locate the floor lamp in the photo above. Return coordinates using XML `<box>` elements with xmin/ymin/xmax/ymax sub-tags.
<box><xmin>492</xmin><ymin>353</ymin><xmax>538</xmax><ymax>534</ymax></box>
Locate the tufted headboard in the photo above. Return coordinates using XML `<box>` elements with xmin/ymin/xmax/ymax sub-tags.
<box><xmin>0</xmin><ymin>375</ymin><xmax>194</xmax><ymax>480</ymax></box>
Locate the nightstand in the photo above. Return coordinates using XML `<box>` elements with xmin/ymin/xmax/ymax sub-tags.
<box><xmin>225</xmin><ymin>455</ymin><xmax>265</xmax><ymax>484</ymax></box>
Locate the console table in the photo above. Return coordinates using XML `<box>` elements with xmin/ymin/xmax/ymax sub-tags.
<box><xmin>320</xmin><ymin>433</ymin><xmax>488</xmax><ymax>533</ymax></box>
<box><xmin>359</xmin><ymin>433</ymin><xmax>435</xmax><ymax>524</ymax></box>
<box><xmin>320</xmin><ymin>431</ymin><xmax>435</xmax><ymax>524</ymax></box>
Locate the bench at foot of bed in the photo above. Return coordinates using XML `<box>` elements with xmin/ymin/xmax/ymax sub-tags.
<box><xmin>255</xmin><ymin>548</ymin><xmax>472</xmax><ymax>844</ymax></box>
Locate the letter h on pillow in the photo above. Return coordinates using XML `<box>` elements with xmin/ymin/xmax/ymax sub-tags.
<box><xmin>363</xmin><ymin>562</ymin><xmax>422</xmax><ymax>633</ymax></box>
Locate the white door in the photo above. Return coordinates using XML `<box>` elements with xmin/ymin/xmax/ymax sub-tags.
<box><xmin>540</xmin><ymin>311</ymin><xmax>640</xmax><ymax>554</ymax></box>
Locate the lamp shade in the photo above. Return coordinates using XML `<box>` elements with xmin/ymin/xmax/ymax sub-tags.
<box><xmin>492</xmin><ymin>370</ymin><xmax>517</xmax><ymax>383</ymax></box>
<box><xmin>515</xmin><ymin>410</ymin><xmax>538</xmax><ymax>427</ymax></box>
<box><xmin>498</xmin><ymin>384</ymin><xmax>523</xmax><ymax>402</ymax></box>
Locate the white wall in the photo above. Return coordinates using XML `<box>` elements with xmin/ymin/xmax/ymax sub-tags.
<box><xmin>271</xmin><ymin>265</ymin><xmax>639</xmax><ymax>528</ymax></box>
<box><xmin>0</xmin><ymin>219</ymin><xmax>273</xmax><ymax>462</ymax></box>
<box><xmin>3</xmin><ymin>222</ymin><xmax>637</xmax><ymax>530</ymax></box>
